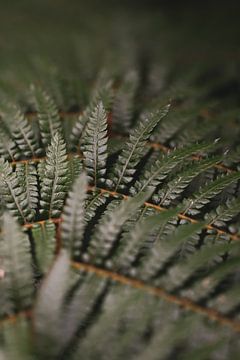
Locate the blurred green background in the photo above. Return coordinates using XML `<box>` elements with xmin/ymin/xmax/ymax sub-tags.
<box><xmin>0</xmin><ymin>0</ymin><xmax>239</xmax><ymax>107</ymax></box>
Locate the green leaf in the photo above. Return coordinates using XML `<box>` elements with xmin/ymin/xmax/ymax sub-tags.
<box><xmin>82</xmin><ymin>102</ymin><xmax>108</xmax><ymax>186</ymax></box>
<box><xmin>15</xmin><ymin>162</ymin><xmax>39</xmax><ymax>219</ymax></box>
<box><xmin>32</xmin><ymin>86</ymin><xmax>61</xmax><ymax>147</ymax></box>
<box><xmin>111</xmin><ymin>207</ymin><xmax>181</xmax><ymax>272</ymax></box>
<box><xmin>87</xmin><ymin>190</ymin><xmax>154</xmax><ymax>263</ymax></box>
<box><xmin>40</xmin><ymin>132</ymin><xmax>69</xmax><ymax>218</ymax></box>
<box><xmin>31</xmin><ymin>220</ymin><xmax>56</xmax><ymax>273</ymax></box>
<box><xmin>12</xmin><ymin>110</ymin><xmax>42</xmax><ymax>157</ymax></box>
<box><xmin>70</xmin><ymin>80</ymin><xmax>113</xmax><ymax>148</ymax></box>
<box><xmin>110</xmin><ymin>104</ymin><xmax>170</xmax><ymax>191</ymax></box>
<box><xmin>154</xmin><ymin>156</ymin><xmax>221</xmax><ymax>206</ymax></box>
<box><xmin>61</xmin><ymin>173</ymin><xmax>88</xmax><ymax>258</ymax></box>
<box><xmin>184</xmin><ymin>172</ymin><xmax>240</xmax><ymax>216</ymax></box>
<box><xmin>0</xmin><ymin>213</ymin><xmax>34</xmax><ymax>317</ymax></box>
<box><xmin>132</xmin><ymin>142</ymin><xmax>217</xmax><ymax>195</ymax></box>
<box><xmin>0</xmin><ymin>158</ymin><xmax>33</xmax><ymax>223</ymax></box>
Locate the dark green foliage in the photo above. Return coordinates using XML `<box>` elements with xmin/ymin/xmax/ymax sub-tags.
<box><xmin>0</xmin><ymin>4</ymin><xmax>240</xmax><ymax>357</ymax></box>
<box><xmin>61</xmin><ymin>173</ymin><xmax>88</xmax><ymax>257</ymax></box>
<box><xmin>39</xmin><ymin>132</ymin><xmax>69</xmax><ymax>218</ymax></box>
<box><xmin>0</xmin><ymin>159</ymin><xmax>34</xmax><ymax>223</ymax></box>
<box><xmin>0</xmin><ymin>213</ymin><xmax>34</xmax><ymax>316</ymax></box>
<box><xmin>108</xmin><ymin>105</ymin><xmax>170</xmax><ymax>191</ymax></box>
<box><xmin>81</xmin><ymin>102</ymin><xmax>108</xmax><ymax>186</ymax></box>
<box><xmin>32</xmin><ymin>86</ymin><xmax>62</xmax><ymax>148</ymax></box>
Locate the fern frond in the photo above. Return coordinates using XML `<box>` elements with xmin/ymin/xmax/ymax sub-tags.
<box><xmin>12</xmin><ymin>110</ymin><xmax>41</xmax><ymax>157</ymax></box>
<box><xmin>206</xmin><ymin>197</ymin><xmax>240</xmax><ymax>227</ymax></box>
<box><xmin>84</xmin><ymin>190</ymin><xmax>110</xmax><ymax>222</ymax></box>
<box><xmin>40</xmin><ymin>132</ymin><xmax>69</xmax><ymax>218</ymax></box>
<box><xmin>154</xmin><ymin>156</ymin><xmax>221</xmax><ymax>206</ymax></box>
<box><xmin>0</xmin><ymin>315</ymin><xmax>33</xmax><ymax>360</ymax></box>
<box><xmin>87</xmin><ymin>190</ymin><xmax>153</xmax><ymax>263</ymax></box>
<box><xmin>15</xmin><ymin>162</ymin><xmax>39</xmax><ymax>219</ymax></box>
<box><xmin>81</xmin><ymin>102</ymin><xmax>108</xmax><ymax>186</ymax></box>
<box><xmin>112</xmin><ymin>70</ymin><xmax>139</xmax><ymax>132</ymax></box>
<box><xmin>0</xmin><ymin>118</ymin><xmax>19</xmax><ymax>160</ymax></box>
<box><xmin>183</xmin><ymin>257</ymin><xmax>240</xmax><ymax>301</ymax></box>
<box><xmin>164</xmin><ymin>241</ymin><xmax>240</xmax><ymax>291</ymax></box>
<box><xmin>0</xmin><ymin>213</ymin><xmax>34</xmax><ymax>317</ymax></box>
<box><xmin>70</xmin><ymin>80</ymin><xmax>113</xmax><ymax>148</ymax></box>
<box><xmin>132</xmin><ymin>142</ymin><xmax>216</xmax><ymax>195</ymax></box>
<box><xmin>111</xmin><ymin>207</ymin><xmax>181</xmax><ymax>273</ymax></box>
<box><xmin>184</xmin><ymin>172</ymin><xmax>240</xmax><ymax>216</ymax></box>
<box><xmin>34</xmin><ymin>250</ymin><xmax>70</xmax><ymax>358</ymax></box>
<box><xmin>67</xmin><ymin>155</ymin><xmax>83</xmax><ymax>187</ymax></box>
<box><xmin>110</xmin><ymin>104</ymin><xmax>170</xmax><ymax>191</ymax></box>
<box><xmin>0</xmin><ymin>158</ymin><xmax>33</xmax><ymax>223</ymax></box>
<box><xmin>31</xmin><ymin>220</ymin><xmax>56</xmax><ymax>273</ymax></box>
<box><xmin>61</xmin><ymin>173</ymin><xmax>88</xmax><ymax>258</ymax></box>
<box><xmin>139</xmin><ymin>222</ymin><xmax>203</xmax><ymax>281</ymax></box>
<box><xmin>32</xmin><ymin>86</ymin><xmax>61</xmax><ymax>147</ymax></box>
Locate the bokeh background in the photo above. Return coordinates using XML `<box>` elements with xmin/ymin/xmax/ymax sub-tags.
<box><xmin>0</xmin><ymin>0</ymin><xmax>239</xmax><ymax>108</ymax></box>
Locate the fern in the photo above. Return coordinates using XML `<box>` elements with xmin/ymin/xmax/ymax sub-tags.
<box><xmin>0</xmin><ymin>158</ymin><xmax>33</xmax><ymax>223</ymax></box>
<box><xmin>31</xmin><ymin>220</ymin><xmax>56</xmax><ymax>273</ymax></box>
<box><xmin>32</xmin><ymin>86</ymin><xmax>62</xmax><ymax>147</ymax></box>
<box><xmin>15</xmin><ymin>162</ymin><xmax>39</xmax><ymax>219</ymax></box>
<box><xmin>87</xmin><ymin>190</ymin><xmax>153</xmax><ymax>263</ymax></box>
<box><xmin>154</xmin><ymin>156</ymin><xmax>221</xmax><ymax>206</ymax></box>
<box><xmin>110</xmin><ymin>207</ymin><xmax>181</xmax><ymax>273</ymax></box>
<box><xmin>0</xmin><ymin>213</ymin><xmax>34</xmax><ymax>317</ymax></box>
<box><xmin>1</xmin><ymin>25</ymin><xmax>240</xmax><ymax>359</ymax></box>
<box><xmin>40</xmin><ymin>132</ymin><xmax>69</xmax><ymax>218</ymax></box>
<box><xmin>206</xmin><ymin>197</ymin><xmax>240</xmax><ymax>227</ymax></box>
<box><xmin>70</xmin><ymin>80</ymin><xmax>113</xmax><ymax>148</ymax></box>
<box><xmin>81</xmin><ymin>102</ymin><xmax>108</xmax><ymax>186</ymax></box>
<box><xmin>183</xmin><ymin>172</ymin><xmax>240</xmax><ymax>216</ymax></box>
<box><xmin>109</xmin><ymin>104</ymin><xmax>170</xmax><ymax>191</ymax></box>
<box><xmin>0</xmin><ymin>118</ymin><xmax>19</xmax><ymax>160</ymax></box>
<box><xmin>61</xmin><ymin>173</ymin><xmax>88</xmax><ymax>257</ymax></box>
<box><xmin>112</xmin><ymin>70</ymin><xmax>139</xmax><ymax>132</ymax></box>
<box><xmin>33</xmin><ymin>250</ymin><xmax>70</xmax><ymax>358</ymax></box>
<box><xmin>12</xmin><ymin>110</ymin><xmax>41</xmax><ymax>158</ymax></box>
<box><xmin>67</xmin><ymin>155</ymin><xmax>83</xmax><ymax>186</ymax></box>
<box><xmin>139</xmin><ymin>222</ymin><xmax>204</xmax><ymax>281</ymax></box>
<box><xmin>132</xmin><ymin>142</ymin><xmax>216</xmax><ymax>195</ymax></box>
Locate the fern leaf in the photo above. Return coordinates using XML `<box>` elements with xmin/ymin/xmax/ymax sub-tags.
<box><xmin>206</xmin><ymin>197</ymin><xmax>240</xmax><ymax>227</ymax></box>
<box><xmin>183</xmin><ymin>257</ymin><xmax>240</xmax><ymax>301</ymax></box>
<box><xmin>15</xmin><ymin>162</ymin><xmax>39</xmax><ymax>219</ymax></box>
<box><xmin>111</xmin><ymin>207</ymin><xmax>181</xmax><ymax>272</ymax></box>
<box><xmin>81</xmin><ymin>102</ymin><xmax>108</xmax><ymax>186</ymax></box>
<box><xmin>0</xmin><ymin>118</ymin><xmax>19</xmax><ymax>160</ymax></box>
<box><xmin>61</xmin><ymin>173</ymin><xmax>88</xmax><ymax>258</ymax></box>
<box><xmin>61</xmin><ymin>273</ymin><xmax>108</xmax><ymax>351</ymax></box>
<box><xmin>0</xmin><ymin>213</ymin><xmax>34</xmax><ymax>316</ymax></box>
<box><xmin>70</xmin><ymin>80</ymin><xmax>113</xmax><ymax>147</ymax></box>
<box><xmin>31</xmin><ymin>220</ymin><xmax>56</xmax><ymax>273</ymax></box>
<box><xmin>0</xmin><ymin>158</ymin><xmax>33</xmax><ymax>223</ymax></box>
<box><xmin>110</xmin><ymin>104</ymin><xmax>170</xmax><ymax>191</ymax></box>
<box><xmin>32</xmin><ymin>86</ymin><xmax>61</xmax><ymax>147</ymax></box>
<box><xmin>154</xmin><ymin>156</ymin><xmax>221</xmax><ymax>206</ymax></box>
<box><xmin>67</xmin><ymin>155</ymin><xmax>83</xmax><ymax>187</ymax></box>
<box><xmin>34</xmin><ymin>250</ymin><xmax>70</xmax><ymax>358</ymax></box>
<box><xmin>164</xmin><ymin>241</ymin><xmax>240</xmax><ymax>291</ymax></box>
<box><xmin>112</xmin><ymin>70</ymin><xmax>139</xmax><ymax>132</ymax></box>
<box><xmin>40</xmin><ymin>132</ymin><xmax>69</xmax><ymax>218</ymax></box>
<box><xmin>139</xmin><ymin>222</ymin><xmax>203</xmax><ymax>281</ymax></box>
<box><xmin>184</xmin><ymin>172</ymin><xmax>240</xmax><ymax>216</ymax></box>
<box><xmin>87</xmin><ymin>190</ymin><xmax>153</xmax><ymax>263</ymax></box>
<box><xmin>12</xmin><ymin>110</ymin><xmax>42</xmax><ymax>157</ymax></box>
<box><xmin>132</xmin><ymin>142</ymin><xmax>216</xmax><ymax>195</ymax></box>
